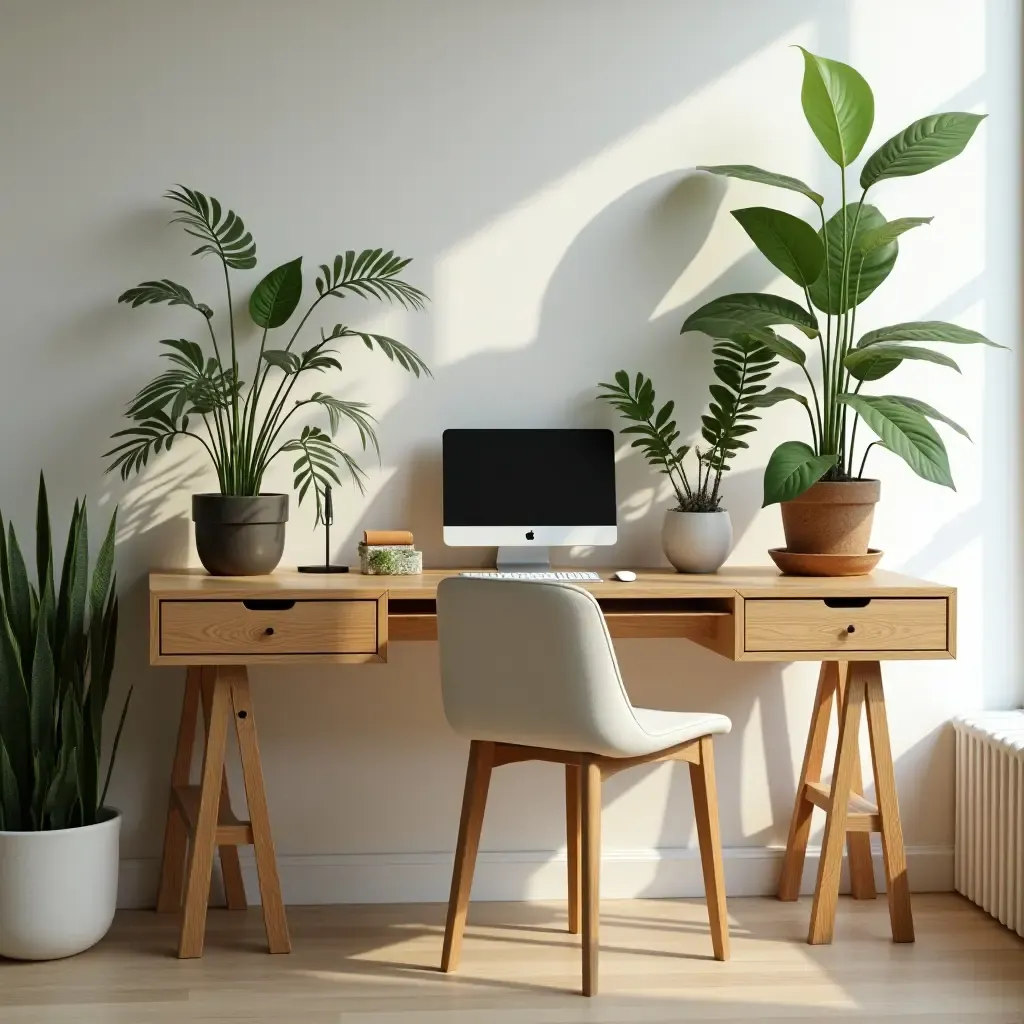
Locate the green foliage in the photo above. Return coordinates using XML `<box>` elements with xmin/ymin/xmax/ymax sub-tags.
<box><xmin>688</xmin><ymin>48</ymin><xmax>998</xmax><ymax>503</ymax></box>
<box><xmin>597</xmin><ymin>336</ymin><xmax>779</xmax><ymax>512</ymax></box>
<box><xmin>108</xmin><ymin>188</ymin><xmax>431</xmax><ymax>518</ymax></box>
<box><xmin>0</xmin><ymin>475</ymin><xmax>129</xmax><ymax>832</ymax></box>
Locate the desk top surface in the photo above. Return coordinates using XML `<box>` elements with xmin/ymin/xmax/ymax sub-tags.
<box><xmin>150</xmin><ymin>567</ymin><xmax>953</xmax><ymax>601</ymax></box>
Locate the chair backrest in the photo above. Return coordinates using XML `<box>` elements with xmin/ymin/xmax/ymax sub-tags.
<box><xmin>436</xmin><ymin>577</ymin><xmax>643</xmax><ymax>756</ymax></box>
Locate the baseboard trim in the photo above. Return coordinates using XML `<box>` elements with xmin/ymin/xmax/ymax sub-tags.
<box><xmin>118</xmin><ymin>844</ymin><xmax>953</xmax><ymax>909</ymax></box>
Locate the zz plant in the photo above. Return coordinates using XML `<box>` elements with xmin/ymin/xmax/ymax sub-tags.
<box><xmin>107</xmin><ymin>187</ymin><xmax>430</xmax><ymax>522</ymax></box>
<box><xmin>0</xmin><ymin>475</ymin><xmax>128</xmax><ymax>831</ymax></box>
<box><xmin>682</xmin><ymin>49</ymin><xmax>1001</xmax><ymax>506</ymax></box>
<box><xmin>598</xmin><ymin>333</ymin><xmax>787</xmax><ymax>511</ymax></box>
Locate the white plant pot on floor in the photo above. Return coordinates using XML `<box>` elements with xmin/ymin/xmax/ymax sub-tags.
<box><xmin>662</xmin><ymin>509</ymin><xmax>733</xmax><ymax>574</ymax></box>
<box><xmin>0</xmin><ymin>809</ymin><xmax>120</xmax><ymax>960</ymax></box>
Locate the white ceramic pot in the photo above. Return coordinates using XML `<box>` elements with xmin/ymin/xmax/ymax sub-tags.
<box><xmin>662</xmin><ymin>509</ymin><xmax>733</xmax><ymax>574</ymax></box>
<box><xmin>0</xmin><ymin>809</ymin><xmax>120</xmax><ymax>960</ymax></box>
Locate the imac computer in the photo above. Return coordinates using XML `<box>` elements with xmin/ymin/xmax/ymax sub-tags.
<box><xmin>442</xmin><ymin>428</ymin><xmax>617</xmax><ymax>572</ymax></box>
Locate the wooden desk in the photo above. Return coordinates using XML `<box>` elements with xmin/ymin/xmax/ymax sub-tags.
<box><xmin>150</xmin><ymin>567</ymin><xmax>955</xmax><ymax>957</ymax></box>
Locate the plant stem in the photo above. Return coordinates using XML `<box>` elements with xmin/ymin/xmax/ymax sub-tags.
<box><xmin>817</xmin><ymin>205</ymin><xmax>832</xmax><ymax>457</ymax></box>
<box><xmin>858</xmin><ymin>440</ymin><xmax>883</xmax><ymax>479</ymax></box>
<box><xmin>222</xmin><ymin>263</ymin><xmax>242</xmax><ymax>493</ymax></box>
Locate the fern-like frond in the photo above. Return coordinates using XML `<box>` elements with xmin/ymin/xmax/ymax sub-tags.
<box><xmin>306</xmin><ymin>393</ymin><xmax>379</xmax><ymax>457</ymax></box>
<box><xmin>165</xmin><ymin>186</ymin><xmax>256</xmax><ymax>270</ymax></box>
<box><xmin>279</xmin><ymin>426</ymin><xmax>366</xmax><ymax>523</ymax></box>
<box><xmin>314</xmin><ymin>249</ymin><xmax>428</xmax><ymax>311</ymax></box>
<box><xmin>103</xmin><ymin>409</ymin><xmax>189</xmax><ymax>480</ymax></box>
<box><xmin>117</xmin><ymin>280</ymin><xmax>213</xmax><ymax>319</ymax></box>
<box><xmin>322</xmin><ymin>324</ymin><xmax>431</xmax><ymax>377</ymax></box>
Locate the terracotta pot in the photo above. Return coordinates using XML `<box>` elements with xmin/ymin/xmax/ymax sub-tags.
<box><xmin>780</xmin><ymin>479</ymin><xmax>880</xmax><ymax>556</ymax></box>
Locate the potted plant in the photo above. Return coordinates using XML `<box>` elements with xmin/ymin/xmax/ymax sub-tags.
<box><xmin>0</xmin><ymin>475</ymin><xmax>130</xmax><ymax>960</ymax></box>
<box><xmin>108</xmin><ymin>187</ymin><xmax>430</xmax><ymax>576</ymax></box>
<box><xmin>681</xmin><ymin>49</ymin><xmax>1001</xmax><ymax>573</ymax></box>
<box><xmin>598</xmin><ymin>333</ymin><xmax>786</xmax><ymax>572</ymax></box>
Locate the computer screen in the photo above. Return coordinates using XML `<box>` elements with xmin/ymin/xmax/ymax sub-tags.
<box><xmin>442</xmin><ymin>429</ymin><xmax>617</xmax><ymax>548</ymax></box>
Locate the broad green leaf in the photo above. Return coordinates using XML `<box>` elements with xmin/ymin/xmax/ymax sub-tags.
<box><xmin>731</xmin><ymin>207</ymin><xmax>825</xmax><ymax>287</ymax></box>
<box><xmin>682</xmin><ymin>293</ymin><xmax>819</xmax><ymax>339</ymax></box>
<box><xmin>844</xmin><ymin>343</ymin><xmax>960</xmax><ymax>382</ymax></box>
<box><xmin>798</xmin><ymin>47</ymin><xmax>874</xmax><ymax>167</ymax></box>
<box><xmin>860</xmin><ymin>113</ymin><xmax>986</xmax><ymax>188</ymax></box>
<box><xmin>838</xmin><ymin>394</ymin><xmax>953</xmax><ymax>487</ymax></box>
<box><xmin>750</xmin><ymin>329</ymin><xmax>807</xmax><ymax>366</ymax></box>
<box><xmin>882</xmin><ymin>395</ymin><xmax>971</xmax><ymax>440</ymax></box>
<box><xmin>857</xmin><ymin>321</ymin><xmax>1005</xmax><ymax>349</ymax></box>
<box><xmin>744</xmin><ymin>386</ymin><xmax>809</xmax><ymax>409</ymax></box>
<box><xmin>697</xmin><ymin>164</ymin><xmax>824</xmax><ymax>206</ymax></box>
<box><xmin>808</xmin><ymin>203</ymin><xmax>896</xmax><ymax>314</ymax></box>
<box><xmin>856</xmin><ymin>217</ymin><xmax>932</xmax><ymax>256</ymax></box>
<box><xmin>249</xmin><ymin>257</ymin><xmax>303</xmax><ymax>329</ymax></box>
<box><xmin>261</xmin><ymin>350</ymin><xmax>301</xmax><ymax>374</ymax></box>
<box><xmin>762</xmin><ymin>441</ymin><xmax>838</xmax><ymax>506</ymax></box>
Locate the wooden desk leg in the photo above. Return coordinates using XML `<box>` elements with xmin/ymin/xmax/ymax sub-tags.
<box><xmin>836</xmin><ymin>663</ymin><xmax>877</xmax><ymax>902</ymax></box>
<box><xmin>863</xmin><ymin>662</ymin><xmax>914</xmax><ymax>942</ymax></box>
<box><xmin>778</xmin><ymin>662</ymin><xmax>837</xmax><ymax>901</ymax></box>
<box><xmin>199</xmin><ymin>668</ymin><xmax>247</xmax><ymax>912</ymax></box>
<box><xmin>156</xmin><ymin>667</ymin><xmax>201</xmax><ymax>914</ymax></box>
<box><xmin>566</xmin><ymin>764</ymin><xmax>582</xmax><ymax>935</ymax></box>
<box><xmin>228</xmin><ymin>667</ymin><xmax>291</xmax><ymax>954</ymax></box>
<box><xmin>807</xmin><ymin>665</ymin><xmax>867</xmax><ymax>944</ymax></box>
<box><xmin>178</xmin><ymin>666</ymin><xmax>232</xmax><ymax>958</ymax></box>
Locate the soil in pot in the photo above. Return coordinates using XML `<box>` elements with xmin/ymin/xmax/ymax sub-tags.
<box><xmin>780</xmin><ymin>479</ymin><xmax>880</xmax><ymax>556</ymax></box>
<box><xmin>192</xmin><ymin>493</ymin><xmax>288</xmax><ymax>576</ymax></box>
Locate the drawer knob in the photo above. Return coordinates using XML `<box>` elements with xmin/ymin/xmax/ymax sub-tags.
<box><xmin>846</xmin><ymin>624</ymin><xmax>856</xmax><ymax>634</ymax></box>
<box><xmin>264</xmin><ymin>626</ymin><xmax>275</xmax><ymax>636</ymax></box>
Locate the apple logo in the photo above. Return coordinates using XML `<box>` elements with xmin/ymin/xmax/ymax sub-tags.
<box><xmin>525</xmin><ymin>530</ymin><xmax>535</xmax><ymax>540</ymax></box>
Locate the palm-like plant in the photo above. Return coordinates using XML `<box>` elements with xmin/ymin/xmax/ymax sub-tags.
<box><xmin>598</xmin><ymin>334</ymin><xmax>789</xmax><ymax>511</ymax></box>
<box><xmin>681</xmin><ymin>50</ymin><xmax>1001</xmax><ymax>506</ymax></box>
<box><xmin>107</xmin><ymin>188</ymin><xmax>430</xmax><ymax>521</ymax></box>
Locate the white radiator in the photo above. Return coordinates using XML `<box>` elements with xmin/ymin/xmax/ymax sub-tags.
<box><xmin>954</xmin><ymin>712</ymin><xmax>1024</xmax><ymax>937</ymax></box>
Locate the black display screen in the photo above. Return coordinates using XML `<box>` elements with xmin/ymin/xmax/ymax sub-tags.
<box><xmin>442</xmin><ymin>429</ymin><xmax>617</xmax><ymax>526</ymax></box>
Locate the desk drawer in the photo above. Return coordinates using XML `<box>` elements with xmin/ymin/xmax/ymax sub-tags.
<box><xmin>744</xmin><ymin>598</ymin><xmax>948</xmax><ymax>653</ymax></box>
<box><xmin>159</xmin><ymin>599</ymin><xmax>380</xmax><ymax>658</ymax></box>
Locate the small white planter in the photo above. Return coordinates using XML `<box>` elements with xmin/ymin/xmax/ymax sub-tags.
<box><xmin>662</xmin><ymin>509</ymin><xmax>733</xmax><ymax>574</ymax></box>
<box><xmin>0</xmin><ymin>809</ymin><xmax>120</xmax><ymax>960</ymax></box>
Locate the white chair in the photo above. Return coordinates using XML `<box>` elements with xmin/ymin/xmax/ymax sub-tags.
<box><xmin>436</xmin><ymin>577</ymin><xmax>731</xmax><ymax>996</ymax></box>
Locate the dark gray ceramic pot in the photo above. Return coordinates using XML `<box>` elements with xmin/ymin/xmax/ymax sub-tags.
<box><xmin>191</xmin><ymin>494</ymin><xmax>288</xmax><ymax>576</ymax></box>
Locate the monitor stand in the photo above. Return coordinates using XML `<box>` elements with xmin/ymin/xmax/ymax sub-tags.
<box><xmin>496</xmin><ymin>546</ymin><xmax>552</xmax><ymax>572</ymax></box>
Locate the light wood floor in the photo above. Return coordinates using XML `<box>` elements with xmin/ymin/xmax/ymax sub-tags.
<box><xmin>1</xmin><ymin>895</ymin><xmax>1021</xmax><ymax>1022</ymax></box>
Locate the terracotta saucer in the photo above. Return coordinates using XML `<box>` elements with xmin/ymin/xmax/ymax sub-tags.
<box><xmin>768</xmin><ymin>547</ymin><xmax>883</xmax><ymax>577</ymax></box>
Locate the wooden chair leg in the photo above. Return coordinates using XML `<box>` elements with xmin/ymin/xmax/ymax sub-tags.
<box><xmin>581</xmin><ymin>758</ymin><xmax>602</xmax><ymax>997</ymax></box>
<box><xmin>689</xmin><ymin>735</ymin><xmax>729</xmax><ymax>961</ymax></box>
<box><xmin>441</xmin><ymin>740</ymin><xmax>494</xmax><ymax>972</ymax></box>
<box><xmin>808</xmin><ymin>666</ymin><xmax>867</xmax><ymax>944</ymax></box>
<box><xmin>836</xmin><ymin>663</ymin><xmax>877</xmax><ymax>902</ymax></box>
<box><xmin>863</xmin><ymin>662</ymin><xmax>914</xmax><ymax>942</ymax></box>
<box><xmin>566</xmin><ymin>764</ymin><xmax>582</xmax><ymax>935</ymax></box>
<box><xmin>156</xmin><ymin>667</ymin><xmax>201</xmax><ymax>914</ymax></box>
<box><xmin>200</xmin><ymin>667</ymin><xmax>247</xmax><ymax>912</ymax></box>
<box><xmin>229</xmin><ymin>667</ymin><xmax>291</xmax><ymax>954</ymax></box>
<box><xmin>779</xmin><ymin>662</ymin><xmax>837</xmax><ymax>901</ymax></box>
<box><xmin>178</xmin><ymin>667</ymin><xmax>232</xmax><ymax>958</ymax></box>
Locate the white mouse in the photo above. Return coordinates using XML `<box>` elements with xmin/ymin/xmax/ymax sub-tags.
<box><xmin>612</xmin><ymin>570</ymin><xmax>637</xmax><ymax>582</ymax></box>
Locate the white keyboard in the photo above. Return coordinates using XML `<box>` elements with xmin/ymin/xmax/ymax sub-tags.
<box><xmin>459</xmin><ymin>571</ymin><xmax>601</xmax><ymax>581</ymax></box>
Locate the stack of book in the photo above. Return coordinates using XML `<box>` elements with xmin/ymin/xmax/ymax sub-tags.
<box><xmin>358</xmin><ymin>530</ymin><xmax>423</xmax><ymax>575</ymax></box>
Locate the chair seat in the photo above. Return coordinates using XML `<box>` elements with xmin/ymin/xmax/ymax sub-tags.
<box><xmin>614</xmin><ymin>708</ymin><xmax>731</xmax><ymax>759</ymax></box>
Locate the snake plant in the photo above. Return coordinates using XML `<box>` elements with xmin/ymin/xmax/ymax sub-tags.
<box><xmin>0</xmin><ymin>475</ymin><xmax>128</xmax><ymax>831</ymax></box>
<box><xmin>106</xmin><ymin>187</ymin><xmax>430</xmax><ymax>523</ymax></box>
<box><xmin>682</xmin><ymin>48</ymin><xmax>1002</xmax><ymax>506</ymax></box>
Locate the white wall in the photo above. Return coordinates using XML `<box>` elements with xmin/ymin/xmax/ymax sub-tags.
<box><xmin>0</xmin><ymin>0</ymin><xmax>1018</xmax><ymax>905</ymax></box>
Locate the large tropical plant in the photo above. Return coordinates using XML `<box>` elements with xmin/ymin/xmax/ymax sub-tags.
<box><xmin>0</xmin><ymin>475</ymin><xmax>128</xmax><ymax>831</ymax></box>
<box><xmin>681</xmin><ymin>49</ymin><xmax>1001</xmax><ymax>505</ymax></box>
<box><xmin>107</xmin><ymin>187</ymin><xmax>430</xmax><ymax>522</ymax></box>
<box><xmin>597</xmin><ymin>333</ymin><xmax>786</xmax><ymax>511</ymax></box>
